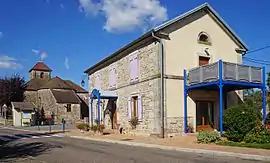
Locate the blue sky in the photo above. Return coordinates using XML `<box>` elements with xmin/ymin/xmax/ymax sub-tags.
<box><xmin>0</xmin><ymin>0</ymin><xmax>270</xmax><ymax>87</ymax></box>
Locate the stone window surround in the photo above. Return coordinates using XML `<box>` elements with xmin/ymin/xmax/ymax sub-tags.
<box><xmin>197</xmin><ymin>31</ymin><xmax>212</xmax><ymax>46</ymax></box>
<box><xmin>128</xmin><ymin>92</ymin><xmax>143</xmax><ymax>122</ymax></box>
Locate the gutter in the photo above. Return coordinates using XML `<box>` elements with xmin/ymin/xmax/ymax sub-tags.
<box><xmin>151</xmin><ymin>32</ymin><xmax>165</xmax><ymax>138</ymax></box>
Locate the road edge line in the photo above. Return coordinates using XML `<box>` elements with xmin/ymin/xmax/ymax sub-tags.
<box><xmin>69</xmin><ymin>135</ymin><xmax>270</xmax><ymax>162</ymax></box>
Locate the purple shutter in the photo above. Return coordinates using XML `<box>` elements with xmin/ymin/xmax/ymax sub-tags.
<box><xmin>128</xmin><ymin>97</ymin><xmax>132</xmax><ymax>120</ymax></box>
<box><xmin>113</xmin><ymin>68</ymin><xmax>116</xmax><ymax>87</ymax></box>
<box><xmin>134</xmin><ymin>56</ymin><xmax>139</xmax><ymax>80</ymax></box>
<box><xmin>138</xmin><ymin>95</ymin><xmax>142</xmax><ymax>121</ymax></box>
<box><xmin>109</xmin><ymin>69</ymin><xmax>112</xmax><ymax>88</ymax></box>
<box><xmin>129</xmin><ymin>58</ymin><xmax>134</xmax><ymax>81</ymax></box>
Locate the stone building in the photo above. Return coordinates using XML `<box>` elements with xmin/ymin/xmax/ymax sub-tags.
<box><xmin>84</xmin><ymin>3</ymin><xmax>250</xmax><ymax>137</ymax></box>
<box><xmin>24</xmin><ymin>61</ymin><xmax>89</xmax><ymax>124</ymax></box>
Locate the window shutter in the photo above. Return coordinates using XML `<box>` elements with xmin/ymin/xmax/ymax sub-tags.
<box><xmin>138</xmin><ymin>95</ymin><xmax>143</xmax><ymax>121</ymax></box>
<box><xmin>113</xmin><ymin>68</ymin><xmax>116</xmax><ymax>87</ymax></box>
<box><xmin>129</xmin><ymin>58</ymin><xmax>134</xmax><ymax>82</ymax></box>
<box><xmin>128</xmin><ymin>97</ymin><xmax>132</xmax><ymax>120</ymax></box>
<box><xmin>134</xmin><ymin>56</ymin><xmax>139</xmax><ymax>80</ymax></box>
<box><xmin>109</xmin><ymin>69</ymin><xmax>112</xmax><ymax>88</ymax></box>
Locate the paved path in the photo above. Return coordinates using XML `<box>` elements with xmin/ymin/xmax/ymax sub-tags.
<box><xmin>0</xmin><ymin>127</ymin><xmax>269</xmax><ymax>163</ymax></box>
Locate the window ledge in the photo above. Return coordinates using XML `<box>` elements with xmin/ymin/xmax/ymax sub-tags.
<box><xmin>198</xmin><ymin>41</ymin><xmax>212</xmax><ymax>46</ymax></box>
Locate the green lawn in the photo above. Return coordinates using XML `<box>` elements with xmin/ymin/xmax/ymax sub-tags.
<box><xmin>216</xmin><ymin>141</ymin><xmax>270</xmax><ymax>150</ymax></box>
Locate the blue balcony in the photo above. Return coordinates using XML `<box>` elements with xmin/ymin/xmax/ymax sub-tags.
<box><xmin>183</xmin><ymin>60</ymin><xmax>267</xmax><ymax>134</ymax></box>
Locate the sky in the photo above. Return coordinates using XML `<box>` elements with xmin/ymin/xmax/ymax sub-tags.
<box><xmin>0</xmin><ymin>0</ymin><xmax>270</xmax><ymax>88</ymax></box>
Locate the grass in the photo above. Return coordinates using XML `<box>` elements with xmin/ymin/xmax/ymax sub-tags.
<box><xmin>216</xmin><ymin>141</ymin><xmax>270</xmax><ymax>150</ymax></box>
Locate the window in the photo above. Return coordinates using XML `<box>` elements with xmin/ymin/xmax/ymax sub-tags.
<box><xmin>128</xmin><ymin>95</ymin><xmax>142</xmax><ymax>121</ymax></box>
<box><xmin>109</xmin><ymin>65</ymin><xmax>116</xmax><ymax>88</ymax></box>
<box><xmin>40</xmin><ymin>72</ymin><xmax>44</xmax><ymax>79</ymax></box>
<box><xmin>129</xmin><ymin>52</ymin><xmax>139</xmax><ymax>82</ymax></box>
<box><xmin>66</xmin><ymin>104</ymin><xmax>71</xmax><ymax>112</ymax></box>
<box><xmin>198</xmin><ymin>32</ymin><xmax>211</xmax><ymax>45</ymax></box>
<box><xmin>199</xmin><ymin>56</ymin><xmax>210</xmax><ymax>66</ymax></box>
<box><xmin>94</xmin><ymin>73</ymin><xmax>101</xmax><ymax>89</ymax></box>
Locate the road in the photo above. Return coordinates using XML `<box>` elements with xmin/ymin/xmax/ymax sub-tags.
<box><xmin>0</xmin><ymin>127</ymin><xmax>268</xmax><ymax>163</ymax></box>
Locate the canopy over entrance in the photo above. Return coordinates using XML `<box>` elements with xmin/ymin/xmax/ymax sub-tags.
<box><xmin>89</xmin><ymin>89</ymin><xmax>117</xmax><ymax>125</ymax></box>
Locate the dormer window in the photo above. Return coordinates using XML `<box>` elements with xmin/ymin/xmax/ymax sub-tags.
<box><xmin>198</xmin><ymin>32</ymin><xmax>211</xmax><ymax>45</ymax></box>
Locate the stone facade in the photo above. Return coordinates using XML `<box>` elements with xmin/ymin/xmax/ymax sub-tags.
<box><xmin>37</xmin><ymin>89</ymin><xmax>81</xmax><ymax>124</ymax></box>
<box><xmin>24</xmin><ymin>91</ymin><xmax>38</xmax><ymax>107</ymax></box>
<box><xmin>89</xmin><ymin>41</ymin><xmax>162</xmax><ymax>136</ymax></box>
<box><xmin>30</xmin><ymin>70</ymin><xmax>51</xmax><ymax>80</ymax></box>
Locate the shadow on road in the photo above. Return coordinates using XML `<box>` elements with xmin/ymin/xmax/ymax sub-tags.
<box><xmin>0</xmin><ymin>141</ymin><xmax>62</xmax><ymax>162</ymax></box>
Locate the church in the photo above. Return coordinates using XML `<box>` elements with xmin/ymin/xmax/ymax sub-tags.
<box><xmin>21</xmin><ymin>61</ymin><xmax>89</xmax><ymax>124</ymax></box>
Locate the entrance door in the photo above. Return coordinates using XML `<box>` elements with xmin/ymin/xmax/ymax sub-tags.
<box><xmin>196</xmin><ymin>101</ymin><xmax>214</xmax><ymax>131</ymax></box>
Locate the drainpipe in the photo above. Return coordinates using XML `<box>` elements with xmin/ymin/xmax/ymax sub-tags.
<box><xmin>152</xmin><ymin>32</ymin><xmax>165</xmax><ymax>138</ymax></box>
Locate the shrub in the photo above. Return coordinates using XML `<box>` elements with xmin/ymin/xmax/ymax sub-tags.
<box><xmin>76</xmin><ymin>123</ymin><xmax>89</xmax><ymax>131</ymax></box>
<box><xmin>244</xmin><ymin>124</ymin><xmax>270</xmax><ymax>144</ymax></box>
<box><xmin>197</xmin><ymin>130</ymin><xmax>221</xmax><ymax>144</ymax></box>
<box><xmin>129</xmin><ymin>117</ymin><xmax>138</xmax><ymax>129</ymax></box>
<box><xmin>223</xmin><ymin>104</ymin><xmax>261</xmax><ymax>142</ymax></box>
<box><xmin>97</xmin><ymin>124</ymin><xmax>105</xmax><ymax>132</ymax></box>
<box><xmin>90</xmin><ymin>125</ymin><xmax>98</xmax><ymax>132</ymax></box>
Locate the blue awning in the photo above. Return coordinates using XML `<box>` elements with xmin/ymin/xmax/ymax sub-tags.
<box><xmin>90</xmin><ymin>89</ymin><xmax>118</xmax><ymax>99</ymax></box>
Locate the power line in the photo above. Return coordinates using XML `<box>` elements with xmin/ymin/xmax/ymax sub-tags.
<box><xmin>243</xmin><ymin>57</ymin><xmax>270</xmax><ymax>64</ymax></box>
<box><xmin>246</xmin><ymin>45</ymin><xmax>270</xmax><ymax>54</ymax></box>
<box><xmin>243</xmin><ymin>58</ymin><xmax>270</xmax><ymax>66</ymax></box>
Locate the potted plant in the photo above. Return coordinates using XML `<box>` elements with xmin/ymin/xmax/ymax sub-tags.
<box><xmin>129</xmin><ymin>117</ymin><xmax>138</xmax><ymax>129</ymax></box>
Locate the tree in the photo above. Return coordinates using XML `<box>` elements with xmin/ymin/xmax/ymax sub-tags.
<box><xmin>0</xmin><ymin>74</ymin><xmax>26</xmax><ymax>117</ymax></box>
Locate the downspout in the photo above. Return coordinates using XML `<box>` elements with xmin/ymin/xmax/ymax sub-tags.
<box><xmin>152</xmin><ymin>32</ymin><xmax>165</xmax><ymax>138</ymax></box>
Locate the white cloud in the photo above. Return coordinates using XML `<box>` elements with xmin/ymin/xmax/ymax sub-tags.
<box><xmin>0</xmin><ymin>32</ymin><xmax>3</xmax><ymax>39</ymax></box>
<box><xmin>32</xmin><ymin>49</ymin><xmax>47</xmax><ymax>60</ymax></box>
<box><xmin>65</xmin><ymin>57</ymin><xmax>69</xmax><ymax>69</ymax></box>
<box><xmin>0</xmin><ymin>56</ymin><xmax>22</xmax><ymax>69</ymax></box>
<box><xmin>40</xmin><ymin>51</ymin><xmax>47</xmax><ymax>60</ymax></box>
<box><xmin>79</xmin><ymin>0</ymin><xmax>168</xmax><ymax>32</ymax></box>
<box><xmin>78</xmin><ymin>0</ymin><xmax>102</xmax><ymax>16</ymax></box>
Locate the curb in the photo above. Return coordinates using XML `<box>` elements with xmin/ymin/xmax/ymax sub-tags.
<box><xmin>1</xmin><ymin>126</ymin><xmax>68</xmax><ymax>134</ymax></box>
<box><xmin>69</xmin><ymin>135</ymin><xmax>270</xmax><ymax>162</ymax></box>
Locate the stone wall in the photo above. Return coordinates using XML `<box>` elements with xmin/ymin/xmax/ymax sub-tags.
<box><xmin>24</xmin><ymin>91</ymin><xmax>38</xmax><ymax>107</ymax></box>
<box><xmin>88</xmin><ymin>41</ymin><xmax>162</xmax><ymax>136</ymax></box>
<box><xmin>30</xmin><ymin>70</ymin><xmax>51</xmax><ymax>80</ymax></box>
<box><xmin>77</xmin><ymin>93</ymin><xmax>89</xmax><ymax>120</ymax></box>
<box><xmin>37</xmin><ymin>89</ymin><xmax>81</xmax><ymax>124</ymax></box>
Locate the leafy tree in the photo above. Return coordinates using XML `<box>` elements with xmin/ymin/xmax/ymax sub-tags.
<box><xmin>0</xmin><ymin>74</ymin><xmax>26</xmax><ymax>117</ymax></box>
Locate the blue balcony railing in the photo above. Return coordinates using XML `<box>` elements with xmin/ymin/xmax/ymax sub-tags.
<box><xmin>187</xmin><ymin>61</ymin><xmax>263</xmax><ymax>86</ymax></box>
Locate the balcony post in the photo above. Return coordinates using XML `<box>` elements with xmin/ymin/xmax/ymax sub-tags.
<box><xmin>262</xmin><ymin>66</ymin><xmax>267</xmax><ymax>123</ymax></box>
<box><xmin>218</xmin><ymin>60</ymin><xmax>224</xmax><ymax>135</ymax></box>
<box><xmin>184</xmin><ymin>69</ymin><xmax>188</xmax><ymax>133</ymax></box>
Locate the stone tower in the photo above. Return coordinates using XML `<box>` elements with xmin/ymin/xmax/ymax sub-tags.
<box><xmin>29</xmin><ymin>61</ymin><xmax>52</xmax><ymax>80</ymax></box>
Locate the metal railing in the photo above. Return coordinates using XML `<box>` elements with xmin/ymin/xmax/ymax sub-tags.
<box><xmin>187</xmin><ymin>61</ymin><xmax>262</xmax><ymax>85</ymax></box>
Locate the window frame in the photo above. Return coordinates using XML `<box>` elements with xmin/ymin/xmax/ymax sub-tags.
<box><xmin>198</xmin><ymin>32</ymin><xmax>212</xmax><ymax>46</ymax></box>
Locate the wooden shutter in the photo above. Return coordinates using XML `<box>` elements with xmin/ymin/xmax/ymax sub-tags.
<box><xmin>128</xmin><ymin>97</ymin><xmax>132</xmax><ymax>120</ymax></box>
<box><xmin>137</xmin><ymin>95</ymin><xmax>142</xmax><ymax>121</ymax></box>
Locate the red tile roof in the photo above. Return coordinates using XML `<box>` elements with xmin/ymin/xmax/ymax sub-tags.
<box><xmin>29</xmin><ymin>61</ymin><xmax>52</xmax><ymax>72</ymax></box>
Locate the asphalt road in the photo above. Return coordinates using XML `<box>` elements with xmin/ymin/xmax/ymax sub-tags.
<box><xmin>0</xmin><ymin>127</ymin><xmax>268</xmax><ymax>163</ymax></box>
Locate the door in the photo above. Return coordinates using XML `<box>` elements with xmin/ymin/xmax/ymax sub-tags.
<box><xmin>196</xmin><ymin>101</ymin><xmax>214</xmax><ymax>131</ymax></box>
